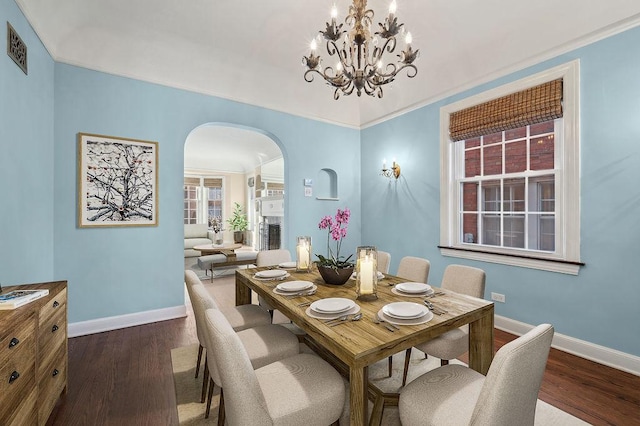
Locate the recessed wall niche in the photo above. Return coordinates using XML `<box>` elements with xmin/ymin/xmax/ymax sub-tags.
<box><xmin>316</xmin><ymin>168</ymin><xmax>339</xmax><ymax>200</ymax></box>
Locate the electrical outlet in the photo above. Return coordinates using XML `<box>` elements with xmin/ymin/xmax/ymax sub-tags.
<box><xmin>491</xmin><ymin>292</ymin><xmax>506</xmax><ymax>303</ymax></box>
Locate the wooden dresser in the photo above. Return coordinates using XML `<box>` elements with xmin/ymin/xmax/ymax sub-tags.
<box><xmin>0</xmin><ymin>281</ymin><xmax>68</xmax><ymax>425</ymax></box>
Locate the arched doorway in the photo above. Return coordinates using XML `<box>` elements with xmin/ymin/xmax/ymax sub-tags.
<box><xmin>183</xmin><ymin>123</ymin><xmax>285</xmax><ymax>273</ymax></box>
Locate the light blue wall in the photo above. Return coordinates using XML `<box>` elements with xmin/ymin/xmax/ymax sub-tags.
<box><xmin>53</xmin><ymin>64</ymin><xmax>361</xmax><ymax>323</ymax></box>
<box><xmin>0</xmin><ymin>0</ymin><xmax>55</xmax><ymax>285</ymax></box>
<box><xmin>361</xmin><ymin>27</ymin><xmax>640</xmax><ymax>356</ymax></box>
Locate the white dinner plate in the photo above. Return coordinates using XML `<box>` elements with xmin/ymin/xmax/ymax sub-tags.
<box><xmin>310</xmin><ymin>298</ymin><xmax>356</xmax><ymax>314</ymax></box>
<box><xmin>278</xmin><ymin>261</ymin><xmax>297</xmax><ymax>269</ymax></box>
<box><xmin>273</xmin><ymin>284</ymin><xmax>317</xmax><ymax>296</ymax></box>
<box><xmin>395</xmin><ymin>282</ymin><xmax>432</xmax><ymax>294</ymax></box>
<box><xmin>306</xmin><ymin>304</ymin><xmax>361</xmax><ymax>320</ymax></box>
<box><xmin>376</xmin><ymin>308</ymin><xmax>433</xmax><ymax>326</ymax></box>
<box><xmin>391</xmin><ymin>287</ymin><xmax>434</xmax><ymax>298</ymax></box>
<box><xmin>382</xmin><ymin>302</ymin><xmax>429</xmax><ymax>319</ymax></box>
<box><xmin>276</xmin><ymin>280</ymin><xmax>313</xmax><ymax>292</ymax></box>
<box><xmin>255</xmin><ymin>269</ymin><xmax>288</xmax><ymax>278</ymax></box>
<box><xmin>350</xmin><ymin>271</ymin><xmax>385</xmax><ymax>280</ymax></box>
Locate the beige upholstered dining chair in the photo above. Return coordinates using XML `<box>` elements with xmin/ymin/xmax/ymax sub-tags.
<box><xmin>396</xmin><ymin>256</ymin><xmax>431</xmax><ymax>283</ymax></box>
<box><xmin>387</xmin><ymin>256</ymin><xmax>431</xmax><ymax>378</ymax></box>
<box><xmin>377</xmin><ymin>250</ymin><xmax>391</xmax><ymax>274</ymax></box>
<box><xmin>204</xmin><ymin>308</ymin><xmax>345</xmax><ymax>426</ymax></box>
<box><xmin>401</xmin><ymin>264</ymin><xmax>486</xmax><ymax>386</ymax></box>
<box><xmin>184</xmin><ymin>270</ymin><xmax>271</xmax><ymax>382</ymax></box>
<box><xmin>190</xmin><ymin>284</ymin><xmax>300</xmax><ymax>422</ymax></box>
<box><xmin>256</xmin><ymin>249</ymin><xmax>292</xmax><ymax>315</ymax></box>
<box><xmin>399</xmin><ymin>323</ymin><xmax>554</xmax><ymax>426</ymax></box>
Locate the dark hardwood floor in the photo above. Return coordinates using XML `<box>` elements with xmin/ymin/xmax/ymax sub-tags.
<box><xmin>47</xmin><ymin>281</ymin><xmax>639</xmax><ymax>426</ymax></box>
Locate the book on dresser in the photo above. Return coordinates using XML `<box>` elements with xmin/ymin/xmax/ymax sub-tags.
<box><xmin>0</xmin><ymin>289</ymin><xmax>49</xmax><ymax>309</ymax></box>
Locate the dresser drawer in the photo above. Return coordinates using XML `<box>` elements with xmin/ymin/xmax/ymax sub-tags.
<box><xmin>38</xmin><ymin>343</ymin><xmax>67</xmax><ymax>425</ymax></box>
<box><xmin>0</xmin><ymin>311</ymin><xmax>36</xmax><ymax>363</ymax></box>
<box><xmin>7</xmin><ymin>387</ymin><xmax>37</xmax><ymax>426</ymax></box>
<box><xmin>0</xmin><ymin>336</ymin><xmax>36</xmax><ymax>422</ymax></box>
<box><xmin>39</xmin><ymin>287</ymin><xmax>67</xmax><ymax>325</ymax></box>
<box><xmin>38</xmin><ymin>308</ymin><xmax>67</xmax><ymax>379</ymax></box>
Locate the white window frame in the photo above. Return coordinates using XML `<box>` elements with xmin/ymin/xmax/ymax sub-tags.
<box><xmin>184</xmin><ymin>175</ymin><xmax>226</xmax><ymax>225</ymax></box>
<box><xmin>439</xmin><ymin>60</ymin><xmax>581</xmax><ymax>275</ymax></box>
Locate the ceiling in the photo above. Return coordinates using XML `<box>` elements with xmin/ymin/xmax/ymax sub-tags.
<box><xmin>184</xmin><ymin>125</ymin><xmax>282</xmax><ymax>174</ymax></box>
<box><xmin>15</xmin><ymin>0</ymin><xmax>640</xmax><ymax>170</ymax></box>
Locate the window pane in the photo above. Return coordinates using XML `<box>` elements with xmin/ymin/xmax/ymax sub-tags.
<box><xmin>504</xmin><ymin>178</ymin><xmax>525</xmax><ymax>212</ymax></box>
<box><xmin>483</xmin><ymin>144</ymin><xmax>502</xmax><ymax>175</ymax></box>
<box><xmin>505</xmin><ymin>140</ymin><xmax>526</xmax><ymax>174</ymax></box>
<box><xmin>465</xmin><ymin>149</ymin><xmax>481</xmax><ymax>177</ymax></box>
<box><xmin>530</xmin><ymin>121</ymin><xmax>554</xmax><ymax>136</ymax></box>
<box><xmin>462</xmin><ymin>182</ymin><xmax>478</xmax><ymax>211</ymax></box>
<box><xmin>482</xmin><ymin>132</ymin><xmax>502</xmax><ymax>145</ymax></box>
<box><xmin>482</xmin><ymin>181</ymin><xmax>500</xmax><ymax>212</ymax></box>
<box><xmin>462</xmin><ymin>213</ymin><xmax>478</xmax><ymax>244</ymax></box>
<box><xmin>505</xmin><ymin>127</ymin><xmax>526</xmax><ymax>141</ymax></box>
<box><xmin>503</xmin><ymin>215</ymin><xmax>525</xmax><ymax>248</ymax></box>
<box><xmin>465</xmin><ymin>137</ymin><xmax>481</xmax><ymax>148</ymax></box>
<box><xmin>482</xmin><ymin>215</ymin><xmax>500</xmax><ymax>246</ymax></box>
<box><xmin>530</xmin><ymin>135</ymin><xmax>554</xmax><ymax>170</ymax></box>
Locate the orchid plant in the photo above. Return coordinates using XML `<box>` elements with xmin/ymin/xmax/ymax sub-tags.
<box><xmin>316</xmin><ymin>207</ymin><xmax>354</xmax><ymax>270</ymax></box>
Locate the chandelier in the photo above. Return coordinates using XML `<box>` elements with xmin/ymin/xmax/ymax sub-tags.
<box><xmin>303</xmin><ymin>0</ymin><xmax>419</xmax><ymax>99</ymax></box>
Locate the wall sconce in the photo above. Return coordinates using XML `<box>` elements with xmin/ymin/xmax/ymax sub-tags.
<box><xmin>381</xmin><ymin>158</ymin><xmax>401</xmax><ymax>179</ymax></box>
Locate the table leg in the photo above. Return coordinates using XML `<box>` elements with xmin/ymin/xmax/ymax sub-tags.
<box><xmin>468</xmin><ymin>306</ymin><xmax>494</xmax><ymax>375</ymax></box>
<box><xmin>349</xmin><ymin>365</ymin><xmax>368</xmax><ymax>426</ymax></box>
<box><xmin>235</xmin><ymin>275</ymin><xmax>252</xmax><ymax>306</ymax></box>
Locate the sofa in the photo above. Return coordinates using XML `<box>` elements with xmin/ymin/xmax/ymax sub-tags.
<box><xmin>184</xmin><ymin>224</ymin><xmax>213</xmax><ymax>270</ymax></box>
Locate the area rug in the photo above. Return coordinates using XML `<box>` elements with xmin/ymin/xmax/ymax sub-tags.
<box><xmin>171</xmin><ymin>343</ymin><xmax>589</xmax><ymax>425</ymax></box>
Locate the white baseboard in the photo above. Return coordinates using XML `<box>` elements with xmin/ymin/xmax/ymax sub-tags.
<box><xmin>495</xmin><ymin>315</ymin><xmax>640</xmax><ymax>377</ymax></box>
<box><xmin>68</xmin><ymin>305</ymin><xmax>187</xmax><ymax>338</ymax></box>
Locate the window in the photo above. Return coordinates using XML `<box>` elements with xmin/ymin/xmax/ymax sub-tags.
<box><xmin>183</xmin><ymin>176</ymin><xmax>224</xmax><ymax>225</ymax></box>
<box><xmin>440</xmin><ymin>61</ymin><xmax>581</xmax><ymax>274</ymax></box>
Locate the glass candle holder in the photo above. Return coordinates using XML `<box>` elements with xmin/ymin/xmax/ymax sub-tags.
<box><xmin>356</xmin><ymin>246</ymin><xmax>378</xmax><ymax>299</ymax></box>
<box><xmin>296</xmin><ymin>236</ymin><xmax>312</xmax><ymax>272</ymax></box>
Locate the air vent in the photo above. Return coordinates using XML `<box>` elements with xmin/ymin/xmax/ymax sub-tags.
<box><xmin>7</xmin><ymin>22</ymin><xmax>27</xmax><ymax>75</ymax></box>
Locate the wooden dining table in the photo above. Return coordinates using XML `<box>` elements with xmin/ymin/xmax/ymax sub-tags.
<box><xmin>235</xmin><ymin>266</ymin><xmax>494</xmax><ymax>426</ymax></box>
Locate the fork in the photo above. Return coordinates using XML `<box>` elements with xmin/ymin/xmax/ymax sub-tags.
<box><xmin>424</xmin><ymin>300</ymin><xmax>447</xmax><ymax>315</ymax></box>
<box><xmin>371</xmin><ymin>314</ymin><xmax>397</xmax><ymax>332</ymax></box>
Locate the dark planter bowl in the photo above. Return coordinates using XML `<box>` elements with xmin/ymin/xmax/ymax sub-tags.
<box><xmin>233</xmin><ymin>231</ymin><xmax>245</xmax><ymax>244</ymax></box>
<box><xmin>317</xmin><ymin>265</ymin><xmax>354</xmax><ymax>286</ymax></box>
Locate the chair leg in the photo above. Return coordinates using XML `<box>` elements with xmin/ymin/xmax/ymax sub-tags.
<box><xmin>217</xmin><ymin>388</ymin><xmax>226</xmax><ymax>426</ymax></box>
<box><xmin>205</xmin><ymin>378</ymin><xmax>215</xmax><ymax>419</ymax></box>
<box><xmin>387</xmin><ymin>355</ymin><xmax>393</xmax><ymax>377</ymax></box>
<box><xmin>402</xmin><ymin>348</ymin><xmax>412</xmax><ymax>387</ymax></box>
<box><xmin>195</xmin><ymin>344</ymin><xmax>204</xmax><ymax>378</ymax></box>
<box><xmin>201</xmin><ymin>356</ymin><xmax>209</xmax><ymax>403</ymax></box>
<box><xmin>441</xmin><ymin>359</ymin><xmax>449</xmax><ymax>366</ymax></box>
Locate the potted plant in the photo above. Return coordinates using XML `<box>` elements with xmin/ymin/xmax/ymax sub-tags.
<box><xmin>227</xmin><ymin>202</ymin><xmax>249</xmax><ymax>244</ymax></box>
<box><xmin>316</xmin><ymin>207</ymin><xmax>354</xmax><ymax>285</ymax></box>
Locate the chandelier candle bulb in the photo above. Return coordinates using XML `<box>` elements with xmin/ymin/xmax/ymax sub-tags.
<box><xmin>296</xmin><ymin>236</ymin><xmax>312</xmax><ymax>272</ymax></box>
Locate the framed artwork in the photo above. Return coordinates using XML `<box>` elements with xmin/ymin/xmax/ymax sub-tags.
<box><xmin>77</xmin><ymin>133</ymin><xmax>158</xmax><ymax>227</ymax></box>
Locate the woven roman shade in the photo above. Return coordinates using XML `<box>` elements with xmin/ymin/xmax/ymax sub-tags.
<box><xmin>184</xmin><ymin>177</ymin><xmax>199</xmax><ymax>187</ymax></box>
<box><xmin>203</xmin><ymin>178</ymin><xmax>222</xmax><ymax>188</ymax></box>
<box><xmin>449</xmin><ymin>78</ymin><xmax>563</xmax><ymax>142</ymax></box>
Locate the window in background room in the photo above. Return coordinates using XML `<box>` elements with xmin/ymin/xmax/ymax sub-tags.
<box><xmin>440</xmin><ymin>61</ymin><xmax>581</xmax><ymax>274</ymax></box>
<box><xmin>183</xmin><ymin>176</ymin><xmax>224</xmax><ymax>225</ymax></box>
<box><xmin>183</xmin><ymin>177</ymin><xmax>199</xmax><ymax>224</ymax></box>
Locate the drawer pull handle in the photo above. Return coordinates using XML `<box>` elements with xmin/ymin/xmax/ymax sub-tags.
<box><xmin>52</xmin><ymin>324</ymin><xmax>59</xmax><ymax>333</ymax></box>
<box><xmin>52</xmin><ymin>369</ymin><xmax>59</xmax><ymax>377</ymax></box>
<box><xmin>9</xmin><ymin>337</ymin><xmax>20</xmax><ymax>348</ymax></box>
<box><xmin>9</xmin><ymin>371</ymin><xmax>20</xmax><ymax>384</ymax></box>
<box><xmin>53</xmin><ymin>300</ymin><xmax>60</xmax><ymax>308</ymax></box>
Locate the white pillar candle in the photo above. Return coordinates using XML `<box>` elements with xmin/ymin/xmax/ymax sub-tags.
<box><xmin>297</xmin><ymin>241</ymin><xmax>310</xmax><ymax>269</ymax></box>
<box><xmin>359</xmin><ymin>255</ymin><xmax>374</xmax><ymax>295</ymax></box>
